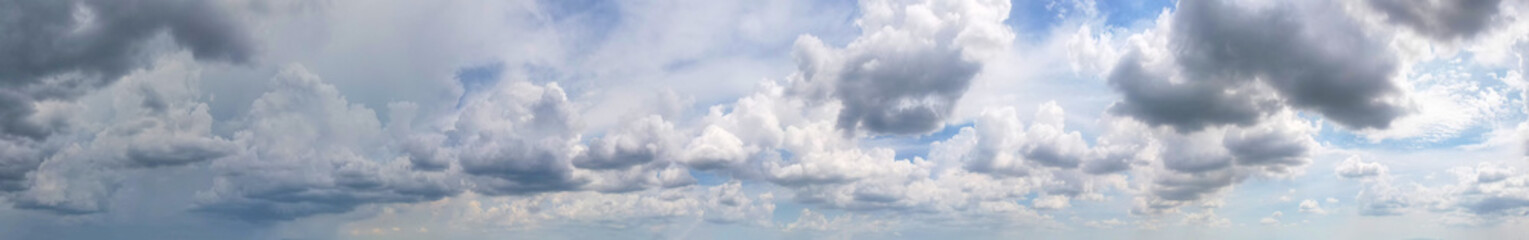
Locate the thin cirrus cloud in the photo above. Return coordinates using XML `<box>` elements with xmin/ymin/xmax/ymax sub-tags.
<box><xmin>1</xmin><ymin>0</ymin><xmax>1529</xmax><ymax>239</ymax></box>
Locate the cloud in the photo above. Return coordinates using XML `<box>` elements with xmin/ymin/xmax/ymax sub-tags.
<box><xmin>192</xmin><ymin>65</ymin><xmax>459</xmax><ymax>222</ymax></box>
<box><xmin>1446</xmin><ymin>163</ymin><xmax>1529</xmax><ymax>221</ymax></box>
<box><xmin>0</xmin><ymin>139</ymin><xmax>41</xmax><ymax>191</ymax></box>
<box><xmin>790</xmin><ymin>0</ymin><xmax>1014</xmax><ymax>135</ymax></box>
<box><xmin>9</xmin><ymin>55</ymin><xmax>236</xmax><ymax>214</ymax></box>
<box><xmin>1116</xmin><ymin>110</ymin><xmax>1317</xmax><ymax>212</ymax></box>
<box><xmin>1260</xmin><ymin>211</ymin><xmax>1283</xmax><ymax>225</ymax></box>
<box><xmin>1299</xmin><ymin>199</ymin><xmax>1327</xmax><ymax>215</ymax></box>
<box><xmin>0</xmin><ymin>0</ymin><xmax>256</xmax><ymax>200</ymax></box>
<box><xmin>574</xmin><ymin>115</ymin><xmax>682</xmax><ymax>170</ymax></box>
<box><xmin>1336</xmin><ymin>156</ymin><xmax>1389</xmax><ymax>179</ymax></box>
<box><xmin>1366</xmin><ymin>0</ymin><xmax>1504</xmax><ymax>40</ymax></box>
<box><xmin>1346</xmin><ymin>162</ymin><xmax>1529</xmax><ymax>225</ymax></box>
<box><xmin>1108</xmin><ymin>0</ymin><xmax>1409</xmax><ymax>132</ymax></box>
<box><xmin>0</xmin><ymin>0</ymin><xmax>254</xmax><ymax>138</ymax></box>
<box><xmin>681</xmin><ymin>125</ymin><xmax>750</xmax><ymax>170</ymax></box>
<box><xmin>345</xmin><ymin>183</ymin><xmax>777</xmax><ymax>234</ymax></box>
<box><xmin>452</xmin><ymin>80</ymin><xmax>587</xmax><ymax>195</ymax></box>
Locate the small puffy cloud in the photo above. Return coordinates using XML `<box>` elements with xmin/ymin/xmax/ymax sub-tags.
<box><xmin>682</xmin><ymin>125</ymin><xmax>750</xmax><ymax>170</ymax></box>
<box><xmin>0</xmin><ymin>0</ymin><xmax>257</xmax><ymax>198</ymax></box>
<box><xmin>1336</xmin><ymin>156</ymin><xmax>1389</xmax><ymax>179</ymax></box>
<box><xmin>961</xmin><ymin>103</ymin><xmax>1092</xmax><ymax>176</ymax></box>
<box><xmin>1300</xmin><ymin>199</ymin><xmax>1328</xmax><ymax>215</ymax></box>
<box><xmin>1181</xmin><ymin>209</ymin><xmax>1231</xmax><ymax>227</ymax></box>
<box><xmin>1260</xmin><ymin>211</ymin><xmax>1284</xmax><ymax>225</ymax></box>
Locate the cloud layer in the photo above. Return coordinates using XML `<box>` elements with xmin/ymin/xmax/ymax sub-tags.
<box><xmin>3</xmin><ymin>0</ymin><xmax>1529</xmax><ymax>239</ymax></box>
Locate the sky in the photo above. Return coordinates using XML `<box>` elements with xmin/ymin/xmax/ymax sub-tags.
<box><xmin>1</xmin><ymin>0</ymin><xmax>1528</xmax><ymax>239</ymax></box>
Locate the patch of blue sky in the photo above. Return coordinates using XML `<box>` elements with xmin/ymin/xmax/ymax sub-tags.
<box><xmin>770</xmin><ymin>200</ymin><xmax>809</xmax><ymax>224</ymax></box>
<box><xmin>1093</xmin><ymin>0</ymin><xmax>1174</xmax><ymax>27</ymax></box>
<box><xmin>453</xmin><ymin>62</ymin><xmax>504</xmax><ymax>109</ymax></box>
<box><xmin>1007</xmin><ymin>0</ymin><xmax>1067</xmax><ymax>41</ymax></box>
<box><xmin>689</xmin><ymin>169</ymin><xmax>729</xmax><ymax>186</ymax></box>
<box><xmin>1007</xmin><ymin>0</ymin><xmax>1174</xmax><ymax>42</ymax></box>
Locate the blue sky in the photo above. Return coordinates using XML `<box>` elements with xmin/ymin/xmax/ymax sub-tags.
<box><xmin>1</xmin><ymin>0</ymin><xmax>1529</xmax><ymax>239</ymax></box>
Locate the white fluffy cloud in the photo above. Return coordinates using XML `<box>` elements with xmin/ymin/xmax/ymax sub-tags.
<box><xmin>5</xmin><ymin>0</ymin><xmax>1529</xmax><ymax>239</ymax></box>
<box><xmin>1336</xmin><ymin>156</ymin><xmax>1389</xmax><ymax>179</ymax></box>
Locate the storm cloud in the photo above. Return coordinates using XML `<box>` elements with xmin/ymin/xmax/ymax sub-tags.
<box><xmin>791</xmin><ymin>0</ymin><xmax>1014</xmax><ymax>136</ymax></box>
<box><xmin>1109</xmin><ymin>0</ymin><xmax>1409</xmax><ymax>132</ymax></box>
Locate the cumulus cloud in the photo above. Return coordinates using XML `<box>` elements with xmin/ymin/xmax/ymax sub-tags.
<box><xmin>0</xmin><ymin>0</ymin><xmax>256</xmax><ymax>199</ymax></box>
<box><xmin>1116</xmin><ymin>110</ymin><xmax>1317</xmax><ymax>213</ymax></box>
<box><xmin>681</xmin><ymin>125</ymin><xmax>750</xmax><ymax>170</ymax></box>
<box><xmin>1299</xmin><ymin>199</ymin><xmax>1327</xmax><ymax>215</ymax></box>
<box><xmin>1366</xmin><ymin>0</ymin><xmax>1504</xmax><ymax>40</ymax></box>
<box><xmin>0</xmin><ymin>0</ymin><xmax>253</xmax><ymax>138</ymax></box>
<box><xmin>192</xmin><ymin>66</ymin><xmax>459</xmax><ymax>222</ymax></box>
<box><xmin>574</xmin><ymin>115</ymin><xmax>681</xmax><ymax>170</ymax></box>
<box><xmin>1109</xmin><ymin>0</ymin><xmax>1409</xmax><ymax>132</ymax></box>
<box><xmin>1336</xmin><ymin>156</ymin><xmax>1389</xmax><ymax>179</ymax></box>
<box><xmin>451</xmin><ymin>80</ymin><xmax>587</xmax><ymax>195</ymax></box>
<box><xmin>790</xmin><ymin>0</ymin><xmax>1015</xmax><ymax>135</ymax></box>
<box><xmin>7</xmin><ymin>0</ymin><xmax>1529</xmax><ymax>237</ymax></box>
<box><xmin>8</xmin><ymin>56</ymin><xmax>239</xmax><ymax>214</ymax></box>
<box><xmin>960</xmin><ymin>103</ymin><xmax>1091</xmax><ymax>176</ymax></box>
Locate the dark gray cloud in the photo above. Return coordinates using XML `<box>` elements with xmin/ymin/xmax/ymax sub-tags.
<box><xmin>1367</xmin><ymin>0</ymin><xmax>1503</xmax><ymax>40</ymax></box>
<box><xmin>0</xmin><ymin>139</ymin><xmax>43</xmax><ymax>192</ymax></box>
<box><xmin>1223</xmin><ymin>128</ymin><xmax>1311</xmax><ymax>172</ymax></box>
<box><xmin>0</xmin><ymin>0</ymin><xmax>256</xmax><ymax>198</ymax></box>
<box><xmin>789</xmin><ymin>0</ymin><xmax>1013</xmax><ymax>136</ymax></box>
<box><xmin>1107</xmin><ymin>53</ymin><xmax>1274</xmax><ymax>133</ymax></box>
<box><xmin>829</xmin><ymin>48</ymin><xmax>981</xmax><ymax>135</ymax></box>
<box><xmin>0</xmin><ymin>0</ymin><xmax>254</xmax><ymax>133</ymax></box>
<box><xmin>1109</xmin><ymin>0</ymin><xmax>1408</xmax><ymax>132</ymax></box>
<box><xmin>0</xmin><ymin>0</ymin><xmax>253</xmax><ymax>83</ymax></box>
<box><xmin>1082</xmin><ymin>146</ymin><xmax>1137</xmax><ymax>174</ymax></box>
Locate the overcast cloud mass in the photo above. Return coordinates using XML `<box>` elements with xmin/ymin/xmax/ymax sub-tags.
<box><xmin>3</xmin><ymin>0</ymin><xmax>1529</xmax><ymax>239</ymax></box>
